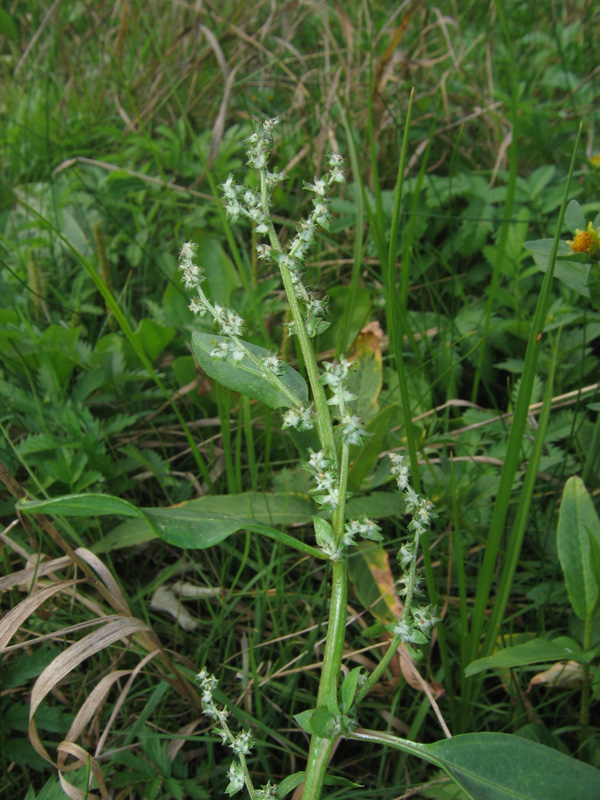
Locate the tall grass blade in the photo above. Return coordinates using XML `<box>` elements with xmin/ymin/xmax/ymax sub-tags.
<box><xmin>460</xmin><ymin>124</ymin><xmax>582</xmax><ymax>727</ymax></box>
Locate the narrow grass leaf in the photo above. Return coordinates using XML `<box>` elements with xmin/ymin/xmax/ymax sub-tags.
<box><xmin>465</xmin><ymin>126</ymin><xmax>582</xmax><ymax>705</ymax></box>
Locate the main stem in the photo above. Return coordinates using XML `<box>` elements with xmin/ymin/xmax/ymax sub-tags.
<box><xmin>301</xmin><ymin>560</ymin><xmax>348</xmax><ymax>800</ymax></box>
<box><xmin>261</xmin><ymin>173</ymin><xmax>337</xmax><ymax>467</ymax></box>
<box><xmin>260</xmin><ymin>172</ymin><xmax>348</xmax><ymax>799</ymax></box>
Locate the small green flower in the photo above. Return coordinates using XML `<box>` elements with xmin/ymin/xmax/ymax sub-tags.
<box><xmin>225</xmin><ymin>761</ymin><xmax>245</xmax><ymax>796</ymax></box>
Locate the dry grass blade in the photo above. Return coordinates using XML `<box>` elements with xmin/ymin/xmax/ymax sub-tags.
<box><xmin>198</xmin><ymin>23</ymin><xmax>240</xmax><ymax>166</ymax></box>
<box><xmin>75</xmin><ymin>547</ymin><xmax>129</xmax><ymax>611</ymax></box>
<box><xmin>1</xmin><ymin>615</ymin><xmax>133</xmax><ymax>655</ymax></box>
<box><xmin>0</xmin><ymin>579</ymin><xmax>81</xmax><ymax>649</ymax></box>
<box><xmin>29</xmin><ymin>616</ymin><xmax>151</xmax><ymax>766</ymax></box>
<box><xmin>60</xmin><ymin>668</ymin><xmax>135</xmax><ymax>756</ymax></box>
<box><xmin>94</xmin><ymin>649</ymin><xmax>160</xmax><ymax>758</ymax></box>
<box><xmin>12</xmin><ymin>0</ymin><xmax>60</xmax><ymax>77</ymax></box>
<box><xmin>0</xmin><ymin>554</ymin><xmax>72</xmax><ymax>591</ymax></box>
<box><xmin>56</xmin><ymin>741</ymin><xmax>107</xmax><ymax>800</ymax></box>
<box><xmin>1</xmin><ymin>519</ymin><xmax>29</xmax><ymax>557</ymax></box>
<box><xmin>399</xmin><ymin>644</ymin><xmax>451</xmax><ymax>738</ymax></box>
<box><xmin>52</xmin><ymin>156</ymin><xmax>213</xmax><ymax>200</ymax></box>
<box><xmin>166</xmin><ymin>717</ymin><xmax>203</xmax><ymax>762</ymax></box>
<box><xmin>373</xmin><ymin>0</ymin><xmax>422</xmax><ymax>100</ymax></box>
<box><xmin>1</xmin><ymin>463</ymin><xmax>200</xmax><ymax>709</ymax></box>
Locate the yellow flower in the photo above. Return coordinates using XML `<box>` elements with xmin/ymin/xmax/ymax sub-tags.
<box><xmin>567</xmin><ymin>222</ymin><xmax>600</xmax><ymax>261</ymax></box>
<box><xmin>589</xmin><ymin>154</ymin><xmax>600</xmax><ymax>169</ymax></box>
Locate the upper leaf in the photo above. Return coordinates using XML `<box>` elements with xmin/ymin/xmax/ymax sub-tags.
<box><xmin>191</xmin><ymin>331</ymin><xmax>308</xmax><ymax>409</ymax></box>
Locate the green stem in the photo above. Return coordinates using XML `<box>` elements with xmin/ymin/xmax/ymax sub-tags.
<box><xmin>256</xmin><ymin>152</ymin><xmax>348</xmax><ymax>800</ymax></box>
<box><xmin>315</xmin><ymin>560</ymin><xmax>348</xmax><ymax>711</ymax></box>
<box><xmin>332</xmin><ymin>443</ymin><xmax>350</xmax><ymax>546</ymax></box>
<box><xmin>259</xmin><ymin>172</ymin><xmax>338</xmax><ymax>467</ymax></box>
<box><xmin>355</xmin><ymin>634</ymin><xmax>402</xmax><ymax>706</ymax></box>
<box><xmin>301</xmin><ymin>560</ymin><xmax>348</xmax><ymax>800</ymax></box>
<box><xmin>301</xmin><ymin>737</ymin><xmax>337</xmax><ymax>800</ymax></box>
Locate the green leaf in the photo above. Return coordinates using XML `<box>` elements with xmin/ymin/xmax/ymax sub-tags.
<box><xmin>293</xmin><ymin>709</ymin><xmax>316</xmax><ymax>734</ymax></box>
<box><xmin>565</xmin><ymin>199</ymin><xmax>586</xmax><ymax>233</ymax></box>
<box><xmin>191</xmin><ymin>331</ymin><xmax>308</xmax><ymax>409</ymax></box>
<box><xmin>132</xmin><ymin>319</ymin><xmax>176</xmax><ymax>363</ymax></box>
<box><xmin>340</xmin><ymin>667</ymin><xmax>363</xmax><ymax>713</ymax></box>
<box><xmin>352</xmin><ymin>730</ymin><xmax>600</xmax><ymax>800</ymax></box>
<box><xmin>293</xmin><ymin>707</ymin><xmax>340</xmax><ymax>738</ymax></box>
<box><xmin>1</xmin><ymin>648</ymin><xmax>61</xmax><ymax>690</ymax></box>
<box><xmin>94</xmin><ymin>491</ymin><xmax>315</xmax><ymax>551</ymax></box>
<box><xmin>276</xmin><ymin>772</ymin><xmax>306</xmax><ymax>799</ymax></box>
<box><xmin>17</xmin><ymin>494</ymin><xmax>143</xmax><ymax>519</ymax></box>
<box><xmin>318</xmin><ymin>285</ymin><xmax>372</xmax><ymax>354</ymax></box>
<box><xmin>195</xmin><ymin>233</ymin><xmax>242</xmax><ymax>306</ymax></box>
<box><xmin>348</xmin><ymin>541</ymin><xmax>401</xmax><ymax>624</ymax></box>
<box><xmin>346</xmin><ymin>336</ymin><xmax>383</xmax><ymax>422</ymax></box>
<box><xmin>465</xmin><ymin>636</ymin><xmax>585</xmax><ymax>677</ymax></box>
<box><xmin>557</xmin><ymin>476</ymin><xmax>600</xmax><ymax>620</ymax></box>
<box><xmin>588</xmin><ymin>523</ymin><xmax>600</xmax><ymax>591</ymax></box>
<box><xmin>0</xmin><ymin>9</ymin><xmax>18</xmax><ymax>38</ymax></box>
<box><xmin>323</xmin><ymin>775</ymin><xmax>363</xmax><ymax>788</ymax></box>
<box><xmin>429</xmin><ymin>733</ymin><xmax>600</xmax><ymax>800</ymax></box>
<box><xmin>17</xmin><ymin>492</ymin><xmax>325</xmax><ymax>559</ymax></box>
<box><xmin>524</xmin><ymin>239</ymin><xmax>591</xmax><ymax>297</ymax></box>
<box><xmin>308</xmin><ymin>707</ymin><xmax>341</xmax><ymax>738</ymax></box>
<box><xmin>345</xmin><ymin>491</ymin><xmax>404</xmax><ymax>521</ymax></box>
<box><xmin>313</xmin><ymin>516</ymin><xmax>335</xmax><ymax>551</ymax></box>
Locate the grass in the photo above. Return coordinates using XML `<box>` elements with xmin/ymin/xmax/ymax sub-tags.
<box><xmin>1</xmin><ymin>1</ymin><xmax>600</xmax><ymax>798</ymax></box>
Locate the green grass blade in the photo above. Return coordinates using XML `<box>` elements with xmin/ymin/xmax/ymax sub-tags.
<box><xmin>471</xmin><ymin>0</ymin><xmax>521</xmax><ymax>404</ymax></box>
<box><xmin>338</xmin><ymin>108</ymin><xmax>365</xmax><ymax>355</ymax></box>
<box><xmin>383</xmin><ymin>91</ymin><xmax>420</xmax><ymax>490</ymax></box>
<box><xmin>483</xmin><ymin>330</ymin><xmax>560</xmax><ymax>653</ymax></box>
<box><xmin>461</xmin><ymin>124</ymin><xmax>582</xmax><ymax>726</ymax></box>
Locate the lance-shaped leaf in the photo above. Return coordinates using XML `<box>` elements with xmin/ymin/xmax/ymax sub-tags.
<box><xmin>16</xmin><ymin>494</ymin><xmax>325</xmax><ymax>559</ymax></box>
<box><xmin>465</xmin><ymin>636</ymin><xmax>586</xmax><ymax>677</ymax></box>
<box><xmin>351</xmin><ymin>729</ymin><xmax>600</xmax><ymax>800</ymax></box>
<box><xmin>191</xmin><ymin>331</ymin><xmax>308</xmax><ymax>409</ymax></box>
<box><xmin>557</xmin><ymin>476</ymin><xmax>600</xmax><ymax>621</ymax></box>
